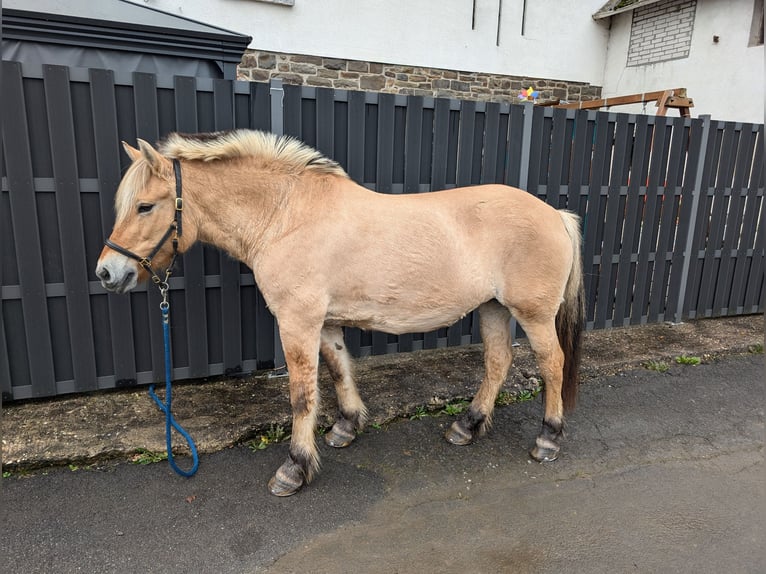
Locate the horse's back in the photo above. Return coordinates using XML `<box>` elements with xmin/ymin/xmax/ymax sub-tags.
<box><xmin>309</xmin><ymin>181</ymin><xmax>574</xmax><ymax>333</ymax></box>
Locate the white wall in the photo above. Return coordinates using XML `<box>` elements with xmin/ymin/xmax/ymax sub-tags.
<box><xmin>603</xmin><ymin>1</ymin><xmax>764</xmax><ymax>123</ymax></box>
<box><xmin>136</xmin><ymin>0</ymin><xmax>609</xmax><ymax>85</ymax></box>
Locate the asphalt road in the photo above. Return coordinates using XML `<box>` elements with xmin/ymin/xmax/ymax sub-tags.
<box><xmin>3</xmin><ymin>353</ymin><xmax>764</xmax><ymax>574</ymax></box>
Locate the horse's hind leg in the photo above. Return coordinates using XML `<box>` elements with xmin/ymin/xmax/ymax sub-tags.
<box><xmin>320</xmin><ymin>325</ymin><xmax>368</xmax><ymax>448</ymax></box>
<box><xmin>515</xmin><ymin>315</ymin><xmax>566</xmax><ymax>462</ymax></box>
<box><xmin>446</xmin><ymin>300</ymin><xmax>512</xmax><ymax>445</ymax></box>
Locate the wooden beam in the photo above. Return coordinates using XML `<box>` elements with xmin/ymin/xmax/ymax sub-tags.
<box><xmin>556</xmin><ymin>89</ymin><xmax>692</xmax><ymax>114</ymax></box>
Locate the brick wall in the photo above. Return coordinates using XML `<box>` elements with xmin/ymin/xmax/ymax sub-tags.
<box><xmin>237</xmin><ymin>50</ymin><xmax>602</xmax><ymax>104</ymax></box>
<box><xmin>627</xmin><ymin>0</ymin><xmax>697</xmax><ymax>67</ymax></box>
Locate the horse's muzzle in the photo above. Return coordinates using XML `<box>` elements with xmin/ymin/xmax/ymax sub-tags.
<box><xmin>96</xmin><ymin>258</ymin><xmax>138</xmax><ymax>294</ymax></box>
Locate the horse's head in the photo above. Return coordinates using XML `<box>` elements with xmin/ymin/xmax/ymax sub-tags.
<box><xmin>95</xmin><ymin>140</ymin><xmax>181</xmax><ymax>293</ymax></box>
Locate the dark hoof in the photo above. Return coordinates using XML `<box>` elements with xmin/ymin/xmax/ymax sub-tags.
<box><xmin>268</xmin><ymin>472</ymin><xmax>303</xmax><ymax>497</ymax></box>
<box><xmin>529</xmin><ymin>444</ymin><xmax>560</xmax><ymax>463</ymax></box>
<box><xmin>324</xmin><ymin>425</ymin><xmax>356</xmax><ymax>448</ymax></box>
<box><xmin>268</xmin><ymin>458</ymin><xmax>305</xmax><ymax>497</ymax></box>
<box><xmin>445</xmin><ymin>421</ymin><xmax>473</xmax><ymax>446</ymax></box>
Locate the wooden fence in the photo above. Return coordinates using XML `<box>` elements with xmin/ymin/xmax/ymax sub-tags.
<box><xmin>1</xmin><ymin>61</ymin><xmax>763</xmax><ymax>400</ymax></box>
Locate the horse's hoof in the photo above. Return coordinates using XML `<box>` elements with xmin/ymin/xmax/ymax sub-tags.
<box><xmin>268</xmin><ymin>474</ymin><xmax>303</xmax><ymax>497</ymax></box>
<box><xmin>323</xmin><ymin>424</ymin><xmax>356</xmax><ymax>448</ymax></box>
<box><xmin>445</xmin><ymin>421</ymin><xmax>473</xmax><ymax>446</ymax></box>
<box><xmin>529</xmin><ymin>445</ymin><xmax>559</xmax><ymax>462</ymax></box>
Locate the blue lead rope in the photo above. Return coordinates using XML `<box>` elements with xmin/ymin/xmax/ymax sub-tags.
<box><xmin>148</xmin><ymin>296</ymin><xmax>199</xmax><ymax>477</ymax></box>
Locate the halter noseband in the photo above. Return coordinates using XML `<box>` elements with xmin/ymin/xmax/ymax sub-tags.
<box><xmin>105</xmin><ymin>159</ymin><xmax>184</xmax><ymax>288</ymax></box>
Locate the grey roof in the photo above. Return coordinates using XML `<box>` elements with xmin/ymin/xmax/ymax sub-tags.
<box><xmin>3</xmin><ymin>0</ymin><xmax>249</xmax><ymax>38</ymax></box>
<box><xmin>2</xmin><ymin>0</ymin><xmax>252</xmax><ymax>76</ymax></box>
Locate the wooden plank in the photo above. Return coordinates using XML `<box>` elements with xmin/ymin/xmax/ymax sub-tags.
<box><xmin>372</xmin><ymin>93</ymin><xmax>395</xmax><ymax>355</ymax></box>
<box><xmin>525</xmin><ymin>105</ymin><xmax>545</xmax><ymax>196</ymax></box>
<box><xmin>670</xmin><ymin>118</ymin><xmax>705</xmax><ymax>320</ymax></box>
<box><xmin>424</xmin><ymin>97</ymin><xmax>451</xmax><ymax>349</ymax></box>
<box><xmin>696</xmin><ymin>122</ymin><xmax>733</xmax><ymax>316</ymax></box>
<box><xmin>43</xmin><ymin>65</ymin><xmax>98</xmax><ymax>392</ymax></box>
<box><xmin>250</xmin><ymin>81</ymin><xmax>271</xmax><ymax>131</ymax></box>
<box><xmin>714</xmin><ymin>125</ymin><xmax>752</xmax><ymax>314</ymax></box>
<box><xmin>480</xmin><ymin>102</ymin><xmax>500</xmax><ymax>184</ymax></box>
<box><xmin>449</xmin><ymin>100</ymin><xmax>476</xmax><ymax>346</ymax></box>
<box><xmin>89</xmin><ymin>68</ymin><xmax>137</xmax><ymax>386</ymax></box>
<box><xmin>174</xmin><ymin>76</ymin><xmax>209</xmax><ymax>378</ymax></box>
<box><xmin>1</xmin><ymin>61</ymin><xmax>57</xmax><ymax>397</ymax></box>
<box><xmin>430</xmin><ymin>98</ymin><xmax>450</xmax><ymax>192</ymax></box>
<box><xmin>315</xmin><ymin>86</ymin><xmax>334</xmax><ymax>158</ymax></box>
<box><xmin>582</xmin><ymin>112</ymin><xmax>612</xmax><ymax>326</ymax></box>
<box><xmin>614</xmin><ymin>115</ymin><xmax>648</xmax><ymax>324</ymax></box>
<box><xmin>595</xmin><ymin>113</ymin><xmax>630</xmax><ymax>326</ymax></box>
<box><xmin>568</xmin><ymin>110</ymin><xmax>591</xmax><ymax>214</ymax></box>
<box><xmin>132</xmin><ymin>72</ymin><xmax>166</xmax><ymax>382</ymax></box>
<box><xmin>650</xmin><ymin>117</ymin><xmax>687</xmax><ymax>320</ymax></box>
<box><xmin>344</xmin><ymin>89</ymin><xmax>366</xmax><ymax>357</ymax></box>
<box><xmin>730</xmin><ymin>125</ymin><xmax>764</xmax><ymax>311</ymax></box>
<box><xmin>546</xmin><ymin>107</ymin><xmax>569</xmax><ymax>208</ymax></box>
<box><xmin>557</xmin><ymin>89</ymin><xmax>688</xmax><ymax>111</ymax></box>
<box><xmin>399</xmin><ymin>95</ymin><xmax>424</xmax><ymax>353</ymax></box>
<box><xmin>504</xmin><ymin>104</ymin><xmax>525</xmax><ymax>187</ymax></box>
<box><xmin>214</xmin><ymin>79</ymin><xmax>243</xmax><ymax>374</ymax></box>
<box><xmin>282</xmin><ymin>84</ymin><xmax>302</xmax><ymax>138</ymax></box>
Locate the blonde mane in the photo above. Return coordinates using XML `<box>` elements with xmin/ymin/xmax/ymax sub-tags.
<box><xmin>114</xmin><ymin>130</ymin><xmax>348</xmax><ymax>221</ymax></box>
<box><xmin>159</xmin><ymin>130</ymin><xmax>348</xmax><ymax>177</ymax></box>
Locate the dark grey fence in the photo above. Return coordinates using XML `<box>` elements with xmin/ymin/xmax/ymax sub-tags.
<box><xmin>1</xmin><ymin>62</ymin><xmax>763</xmax><ymax>400</ymax></box>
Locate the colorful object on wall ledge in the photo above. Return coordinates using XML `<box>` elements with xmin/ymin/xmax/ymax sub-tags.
<box><xmin>518</xmin><ymin>87</ymin><xmax>540</xmax><ymax>101</ymax></box>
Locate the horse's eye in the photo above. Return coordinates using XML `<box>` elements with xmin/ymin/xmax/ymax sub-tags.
<box><xmin>137</xmin><ymin>203</ymin><xmax>155</xmax><ymax>215</ymax></box>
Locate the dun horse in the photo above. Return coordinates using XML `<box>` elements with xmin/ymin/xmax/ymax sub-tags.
<box><xmin>96</xmin><ymin>130</ymin><xmax>585</xmax><ymax>497</ymax></box>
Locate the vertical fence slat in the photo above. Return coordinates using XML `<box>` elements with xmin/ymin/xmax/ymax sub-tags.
<box><xmin>730</xmin><ymin>126</ymin><xmax>764</xmax><ymax>312</ymax></box>
<box><xmin>371</xmin><ymin>93</ymin><xmax>395</xmax><ymax>355</ymax></box>
<box><xmin>614</xmin><ymin>115</ymin><xmax>648</xmax><ymax>325</ymax></box>
<box><xmin>2</xmin><ymin>61</ymin><xmax>56</xmax><ymax>397</ymax></box>
<box><xmin>670</xmin><ymin>117</ymin><xmax>706</xmax><ymax>323</ymax></box>
<box><xmin>174</xmin><ymin>76</ymin><xmax>210</xmax><ymax>378</ymax></box>
<box><xmin>341</xmin><ymin>89</ymin><xmax>366</xmax><ymax>357</ymax></box>
<box><xmin>212</xmin><ymin>78</ymin><xmax>243</xmax><ymax>374</ymax></box>
<box><xmin>481</xmin><ymin>102</ymin><xmax>500</xmax><ymax>184</ymax></box>
<box><xmin>90</xmin><ymin>68</ymin><xmax>137</xmax><ymax>386</ymax></box>
<box><xmin>547</xmin><ymin>107</ymin><xmax>568</xmax><ymax>208</ymax></box>
<box><xmin>43</xmin><ymin>65</ymin><xmax>98</xmax><ymax>391</ymax></box>
<box><xmin>132</xmin><ymin>72</ymin><xmax>167</xmax><ymax>383</ymax></box>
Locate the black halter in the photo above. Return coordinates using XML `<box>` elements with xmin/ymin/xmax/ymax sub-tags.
<box><xmin>105</xmin><ymin>159</ymin><xmax>184</xmax><ymax>288</ymax></box>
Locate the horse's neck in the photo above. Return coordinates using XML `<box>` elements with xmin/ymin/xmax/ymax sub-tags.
<box><xmin>185</xmin><ymin>165</ymin><xmax>291</xmax><ymax>262</ymax></box>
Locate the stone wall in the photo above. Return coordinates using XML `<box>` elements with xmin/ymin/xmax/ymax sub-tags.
<box><xmin>237</xmin><ymin>50</ymin><xmax>602</xmax><ymax>104</ymax></box>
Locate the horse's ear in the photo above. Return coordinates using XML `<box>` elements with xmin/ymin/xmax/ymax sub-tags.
<box><xmin>122</xmin><ymin>141</ymin><xmax>142</xmax><ymax>162</ymax></box>
<box><xmin>136</xmin><ymin>138</ymin><xmax>172</xmax><ymax>178</ymax></box>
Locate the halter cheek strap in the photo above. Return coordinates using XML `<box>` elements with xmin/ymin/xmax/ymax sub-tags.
<box><xmin>104</xmin><ymin>158</ymin><xmax>184</xmax><ymax>287</ymax></box>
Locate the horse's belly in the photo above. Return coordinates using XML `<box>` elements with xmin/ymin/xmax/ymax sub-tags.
<box><xmin>326</xmin><ymin>301</ymin><xmax>478</xmax><ymax>335</ymax></box>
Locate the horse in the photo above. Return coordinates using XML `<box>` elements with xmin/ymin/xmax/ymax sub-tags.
<box><xmin>96</xmin><ymin>129</ymin><xmax>585</xmax><ymax>497</ymax></box>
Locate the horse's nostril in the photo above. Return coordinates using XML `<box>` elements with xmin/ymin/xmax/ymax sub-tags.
<box><xmin>97</xmin><ymin>267</ymin><xmax>111</xmax><ymax>282</ymax></box>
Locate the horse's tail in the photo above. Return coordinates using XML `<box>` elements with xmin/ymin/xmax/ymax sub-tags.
<box><xmin>556</xmin><ymin>210</ymin><xmax>586</xmax><ymax>413</ymax></box>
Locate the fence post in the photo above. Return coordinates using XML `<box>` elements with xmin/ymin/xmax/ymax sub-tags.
<box><xmin>673</xmin><ymin>114</ymin><xmax>711</xmax><ymax>324</ymax></box>
<box><xmin>269</xmin><ymin>79</ymin><xmax>286</xmax><ymax>369</ymax></box>
<box><xmin>518</xmin><ymin>101</ymin><xmax>534</xmax><ymax>191</ymax></box>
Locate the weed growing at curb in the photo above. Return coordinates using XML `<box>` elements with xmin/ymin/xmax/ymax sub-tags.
<box><xmin>440</xmin><ymin>400</ymin><xmax>469</xmax><ymax>416</ymax></box>
<box><xmin>409</xmin><ymin>406</ymin><xmax>429</xmax><ymax>420</ymax></box>
<box><xmin>644</xmin><ymin>360</ymin><xmax>669</xmax><ymax>373</ymax></box>
<box><xmin>748</xmin><ymin>343</ymin><xmax>763</xmax><ymax>354</ymax></box>
<box><xmin>130</xmin><ymin>449</ymin><xmax>168</xmax><ymax>465</ymax></box>
<box><xmin>495</xmin><ymin>383</ymin><xmax>542</xmax><ymax>407</ymax></box>
<box><xmin>248</xmin><ymin>423</ymin><xmax>291</xmax><ymax>451</ymax></box>
<box><xmin>675</xmin><ymin>355</ymin><xmax>701</xmax><ymax>365</ymax></box>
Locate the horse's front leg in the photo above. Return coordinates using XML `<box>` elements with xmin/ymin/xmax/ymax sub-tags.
<box><xmin>268</xmin><ymin>321</ymin><xmax>323</xmax><ymax>497</ymax></box>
